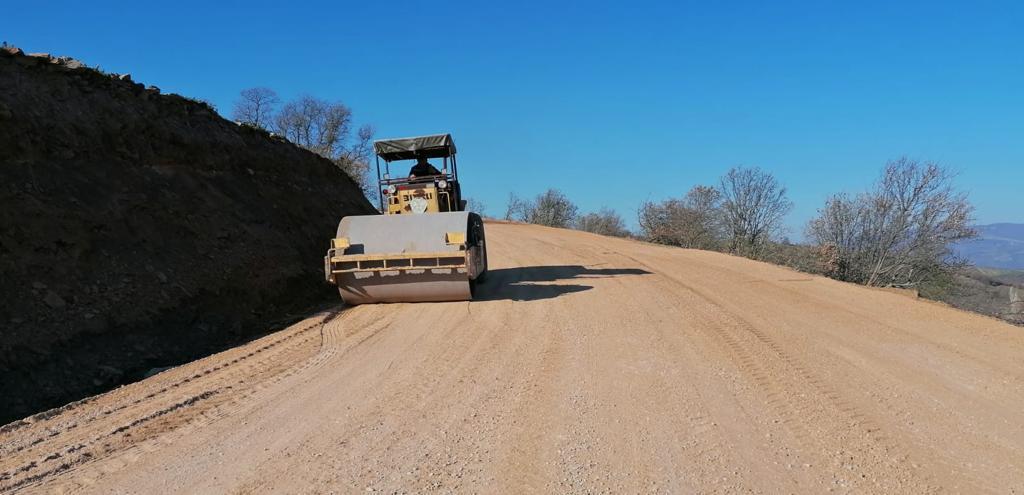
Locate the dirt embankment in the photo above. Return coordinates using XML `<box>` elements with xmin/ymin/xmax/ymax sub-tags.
<box><xmin>0</xmin><ymin>47</ymin><xmax>376</xmax><ymax>424</ymax></box>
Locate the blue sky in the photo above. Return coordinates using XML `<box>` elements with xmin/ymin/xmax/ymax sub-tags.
<box><xmin>5</xmin><ymin>1</ymin><xmax>1022</xmax><ymax>235</ymax></box>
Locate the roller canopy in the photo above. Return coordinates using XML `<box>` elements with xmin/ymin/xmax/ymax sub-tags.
<box><xmin>374</xmin><ymin>134</ymin><xmax>456</xmax><ymax>161</ymax></box>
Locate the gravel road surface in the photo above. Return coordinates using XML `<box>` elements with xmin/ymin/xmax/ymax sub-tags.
<box><xmin>3</xmin><ymin>222</ymin><xmax>1022</xmax><ymax>493</ymax></box>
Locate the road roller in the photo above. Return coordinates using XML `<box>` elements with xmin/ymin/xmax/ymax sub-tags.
<box><xmin>324</xmin><ymin>133</ymin><xmax>487</xmax><ymax>304</ymax></box>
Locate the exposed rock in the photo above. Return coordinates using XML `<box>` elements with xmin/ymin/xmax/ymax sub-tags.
<box><xmin>98</xmin><ymin>365</ymin><xmax>123</xmax><ymax>379</ymax></box>
<box><xmin>43</xmin><ymin>291</ymin><xmax>66</xmax><ymax>309</ymax></box>
<box><xmin>143</xmin><ymin>366</ymin><xmax>175</xmax><ymax>378</ymax></box>
<box><xmin>62</xmin><ymin>59</ymin><xmax>85</xmax><ymax>70</ymax></box>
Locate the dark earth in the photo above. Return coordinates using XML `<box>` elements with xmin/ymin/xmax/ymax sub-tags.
<box><xmin>0</xmin><ymin>46</ymin><xmax>374</xmax><ymax>424</ymax></box>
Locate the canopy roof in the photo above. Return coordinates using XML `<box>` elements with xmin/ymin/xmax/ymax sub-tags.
<box><xmin>374</xmin><ymin>134</ymin><xmax>456</xmax><ymax>161</ymax></box>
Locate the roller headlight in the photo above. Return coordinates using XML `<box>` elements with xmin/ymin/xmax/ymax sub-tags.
<box><xmin>386</xmin><ymin>185</ymin><xmax>397</xmax><ymax>195</ymax></box>
<box><xmin>437</xmin><ymin>179</ymin><xmax>448</xmax><ymax>189</ymax></box>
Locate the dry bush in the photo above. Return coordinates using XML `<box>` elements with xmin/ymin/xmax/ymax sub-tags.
<box><xmin>807</xmin><ymin>158</ymin><xmax>976</xmax><ymax>289</ymax></box>
<box><xmin>505</xmin><ymin>190</ymin><xmax>579</xmax><ymax>228</ymax></box>
<box><xmin>530</xmin><ymin>189</ymin><xmax>579</xmax><ymax>227</ymax></box>
<box><xmin>638</xmin><ymin>185</ymin><xmax>725</xmax><ymax>250</ymax></box>
<box><xmin>760</xmin><ymin>241</ymin><xmax>825</xmax><ymax>275</ymax></box>
<box><xmin>576</xmin><ymin>208</ymin><xmax>630</xmax><ymax>237</ymax></box>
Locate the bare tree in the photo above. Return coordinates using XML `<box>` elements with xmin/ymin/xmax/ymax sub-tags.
<box><xmin>637</xmin><ymin>185</ymin><xmax>723</xmax><ymax>249</ymax></box>
<box><xmin>274</xmin><ymin>95</ymin><xmax>352</xmax><ymax>157</ymax></box>
<box><xmin>684</xmin><ymin>185</ymin><xmax>721</xmax><ymax>217</ymax></box>
<box><xmin>341</xmin><ymin>124</ymin><xmax>375</xmax><ymax>165</ymax></box>
<box><xmin>465</xmin><ymin>198</ymin><xmax>487</xmax><ymax>217</ymax></box>
<box><xmin>273</xmin><ymin>95</ymin><xmax>374</xmax><ymax>193</ymax></box>
<box><xmin>807</xmin><ymin>158</ymin><xmax>976</xmax><ymax>288</ymax></box>
<box><xmin>577</xmin><ymin>208</ymin><xmax>630</xmax><ymax>237</ymax></box>
<box><xmin>335</xmin><ymin>124</ymin><xmax>376</xmax><ymax>195</ymax></box>
<box><xmin>231</xmin><ymin>87</ymin><xmax>279</xmax><ymax>129</ymax></box>
<box><xmin>718</xmin><ymin>166</ymin><xmax>793</xmax><ymax>255</ymax></box>
<box><xmin>505</xmin><ymin>193</ymin><xmax>526</xmax><ymax>221</ymax></box>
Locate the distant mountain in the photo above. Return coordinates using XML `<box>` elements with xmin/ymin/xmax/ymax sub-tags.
<box><xmin>954</xmin><ymin>223</ymin><xmax>1024</xmax><ymax>270</ymax></box>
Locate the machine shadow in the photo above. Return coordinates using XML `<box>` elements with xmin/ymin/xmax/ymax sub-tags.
<box><xmin>473</xmin><ymin>265</ymin><xmax>651</xmax><ymax>302</ymax></box>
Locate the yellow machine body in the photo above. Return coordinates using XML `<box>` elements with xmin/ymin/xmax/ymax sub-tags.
<box><xmin>324</xmin><ymin>133</ymin><xmax>487</xmax><ymax>305</ymax></box>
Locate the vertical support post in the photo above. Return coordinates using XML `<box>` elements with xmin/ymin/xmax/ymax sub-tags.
<box><xmin>375</xmin><ymin>155</ymin><xmax>383</xmax><ymax>211</ymax></box>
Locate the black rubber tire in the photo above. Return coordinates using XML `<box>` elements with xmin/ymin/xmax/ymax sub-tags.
<box><xmin>469</xmin><ymin>213</ymin><xmax>488</xmax><ymax>284</ymax></box>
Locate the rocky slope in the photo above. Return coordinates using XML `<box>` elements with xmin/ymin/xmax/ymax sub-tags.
<box><xmin>0</xmin><ymin>47</ymin><xmax>376</xmax><ymax>423</ymax></box>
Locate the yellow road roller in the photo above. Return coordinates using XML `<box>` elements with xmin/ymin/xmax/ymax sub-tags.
<box><xmin>324</xmin><ymin>133</ymin><xmax>487</xmax><ymax>304</ymax></box>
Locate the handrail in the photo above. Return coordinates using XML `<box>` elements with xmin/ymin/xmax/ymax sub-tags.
<box><xmin>381</xmin><ymin>174</ymin><xmax>453</xmax><ymax>186</ymax></box>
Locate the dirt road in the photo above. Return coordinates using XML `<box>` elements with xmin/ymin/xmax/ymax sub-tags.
<box><xmin>3</xmin><ymin>222</ymin><xmax>1023</xmax><ymax>493</ymax></box>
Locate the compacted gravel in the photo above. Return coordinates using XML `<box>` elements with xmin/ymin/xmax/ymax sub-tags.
<box><xmin>2</xmin><ymin>222</ymin><xmax>1023</xmax><ymax>494</ymax></box>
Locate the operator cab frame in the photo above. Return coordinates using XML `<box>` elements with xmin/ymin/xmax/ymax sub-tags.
<box><xmin>374</xmin><ymin>133</ymin><xmax>464</xmax><ymax>215</ymax></box>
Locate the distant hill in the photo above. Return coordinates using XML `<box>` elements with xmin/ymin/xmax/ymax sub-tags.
<box><xmin>955</xmin><ymin>223</ymin><xmax>1024</xmax><ymax>270</ymax></box>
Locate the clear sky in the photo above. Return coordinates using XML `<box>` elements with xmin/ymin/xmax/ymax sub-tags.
<box><xmin>5</xmin><ymin>1</ymin><xmax>1022</xmax><ymax>235</ymax></box>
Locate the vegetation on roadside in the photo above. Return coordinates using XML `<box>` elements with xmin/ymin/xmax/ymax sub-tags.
<box><xmin>806</xmin><ymin>158</ymin><xmax>975</xmax><ymax>292</ymax></box>
<box><xmin>576</xmin><ymin>208</ymin><xmax>631</xmax><ymax>238</ymax></box>
<box><xmin>638</xmin><ymin>167</ymin><xmax>794</xmax><ymax>257</ymax></box>
<box><xmin>505</xmin><ymin>190</ymin><xmax>579</xmax><ymax>228</ymax></box>
<box><xmin>503</xmin><ymin>159</ymin><xmax>1023</xmax><ymax>325</ymax></box>
<box><xmin>503</xmin><ymin>189</ymin><xmax>629</xmax><ymax>237</ymax></box>
<box><xmin>231</xmin><ymin>87</ymin><xmax>375</xmax><ymax>195</ymax></box>
<box><xmin>226</xmin><ymin>82</ymin><xmax>1011</xmax><ymax>325</ymax></box>
<box><xmin>464</xmin><ymin>198</ymin><xmax>487</xmax><ymax>217</ymax></box>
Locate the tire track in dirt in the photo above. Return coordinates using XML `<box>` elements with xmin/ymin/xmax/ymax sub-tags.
<box><xmin>642</xmin><ymin>250</ymin><xmax>1024</xmax><ymax>491</ymax></box>
<box><xmin>3</xmin><ymin>223</ymin><xmax>1023</xmax><ymax>493</ymax></box>
<box><xmin>603</xmin><ymin>272</ymin><xmax>767</xmax><ymax>493</ymax></box>
<box><xmin>46</xmin><ymin>308</ymin><xmax>405</xmax><ymax>494</ymax></box>
<box><xmin>0</xmin><ymin>311</ymin><xmax>353</xmax><ymax>493</ymax></box>
<box><xmin>635</xmin><ymin>259</ymin><xmax>940</xmax><ymax>492</ymax></box>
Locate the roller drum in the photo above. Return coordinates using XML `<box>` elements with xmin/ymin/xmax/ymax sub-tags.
<box><xmin>329</xmin><ymin>211</ymin><xmax>485</xmax><ymax>304</ymax></box>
